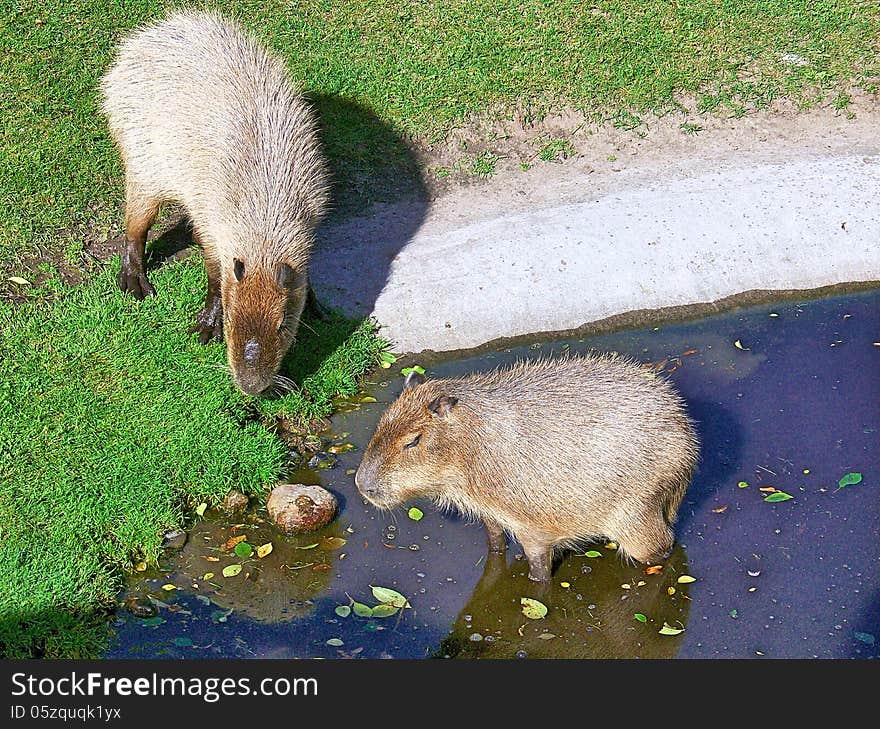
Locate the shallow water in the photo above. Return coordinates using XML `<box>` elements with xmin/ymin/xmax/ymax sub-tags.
<box><xmin>106</xmin><ymin>289</ymin><xmax>879</xmax><ymax>659</ymax></box>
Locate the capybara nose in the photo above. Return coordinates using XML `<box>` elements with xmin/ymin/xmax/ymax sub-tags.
<box><xmin>354</xmin><ymin>468</ymin><xmax>378</xmax><ymax>498</ymax></box>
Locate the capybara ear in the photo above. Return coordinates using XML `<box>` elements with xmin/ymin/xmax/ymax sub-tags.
<box><xmin>403</xmin><ymin>371</ymin><xmax>426</xmax><ymax>389</ymax></box>
<box><xmin>428</xmin><ymin>394</ymin><xmax>458</xmax><ymax>417</ymax></box>
<box><xmin>233</xmin><ymin>258</ymin><xmax>245</xmax><ymax>281</ymax></box>
<box><xmin>276</xmin><ymin>262</ymin><xmax>305</xmax><ymax>289</ymax></box>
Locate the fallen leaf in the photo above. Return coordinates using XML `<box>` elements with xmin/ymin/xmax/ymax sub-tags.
<box><xmin>737</xmin><ymin>481</ymin><xmax>749</xmax><ymax>488</ymax></box>
<box><xmin>854</xmin><ymin>632</ymin><xmax>875</xmax><ymax>645</ymax></box>
<box><xmin>371</xmin><ymin>604</ymin><xmax>399</xmax><ymax>618</ymax></box>
<box><xmin>401</xmin><ymin>365</ymin><xmax>426</xmax><ymax>376</ymax></box>
<box><xmin>583</xmin><ymin>550</ymin><xmax>602</xmax><ymax>558</ymax></box>
<box><xmin>604</xmin><ymin>541</ymin><xmax>618</xmax><ymax>549</ymax></box>
<box><xmin>371</xmin><ymin>585</ymin><xmax>411</xmax><ymax>608</ymax></box>
<box><xmin>677</xmin><ymin>575</ymin><xmax>697</xmax><ymax>584</ymax></box>
<box><xmin>161</xmin><ymin>584</ymin><xmax>177</xmax><ymax>591</ymax></box>
<box><xmin>195</xmin><ymin>502</ymin><xmax>207</xmax><ymax>517</ymax></box>
<box><xmin>560</xmin><ymin>582</ymin><xmax>570</xmax><ymax>588</ymax></box>
<box><xmin>222</xmin><ymin>564</ymin><xmax>242</xmax><ymax>578</ymax></box>
<box><xmin>764</xmin><ymin>491</ymin><xmax>793</xmax><ymax>502</ymax></box>
<box><xmin>173</xmin><ymin>637</ymin><xmax>193</xmax><ymax>648</ymax></box>
<box><xmin>682</xmin><ymin>349</ymin><xmax>697</xmax><ymax>356</ymax></box>
<box><xmin>838</xmin><ymin>472</ymin><xmax>863</xmax><ymax>488</ymax></box>
<box><xmin>407</xmin><ymin>507</ymin><xmax>424</xmax><ymax>521</ymax></box>
<box><xmin>256</xmin><ymin>543</ymin><xmax>273</xmax><ymax>559</ymax></box>
<box><xmin>233</xmin><ymin>542</ymin><xmax>253</xmax><ymax>558</ymax></box>
<box><xmin>134</xmin><ymin>561</ymin><xmax>147</xmax><ymax>572</ymax></box>
<box><xmin>224</xmin><ymin>535</ymin><xmax>247</xmax><ymax>550</ymax></box>
<box><xmin>326</xmin><ymin>638</ymin><xmax>344</xmax><ymax>647</ymax></box>
<box><xmin>645</xmin><ymin>565</ymin><xmax>663</xmax><ymax>575</ymax></box>
<box><xmin>759</xmin><ymin>487</ymin><xmax>777</xmax><ymax>492</ymax></box>
<box><xmin>520</xmin><ymin>597</ymin><xmax>548</xmax><ymax>619</ymax></box>
<box><xmin>734</xmin><ymin>339</ymin><xmax>748</xmax><ymax>350</ymax></box>
<box><xmin>667</xmin><ymin>587</ymin><xmax>676</xmax><ymax>595</ymax></box>
<box><xmin>360</xmin><ymin>396</ymin><xmax>377</xmax><ymax>403</ymax></box>
<box><xmin>634</xmin><ymin>613</ymin><xmax>648</xmax><ymax>623</ymax></box>
<box><xmin>352</xmin><ymin>602</ymin><xmax>373</xmax><ymax>618</ymax></box>
<box><xmin>538</xmin><ymin>633</ymin><xmax>556</xmax><ymax>640</ymax></box>
<box><xmin>334</xmin><ymin>605</ymin><xmax>351</xmax><ymax>618</ymax></box>
<box><xmin>621</xmin><ymin>583</ymin><xmax>631</xmax><ymax>590</ymax></box>
<box><xmin>140</xmin><ymin>616</ymin><xmax>165</xmax><ymax>627</ymax></box>
<box><xmin>296</xmin><ymin>543</ymin><xmax>319</xmax><ymax>550</ymax></box>
<box><xmin>712</xmin><ymin>505</ymin><xmax>729</xmax><ymax>513</ymax></box>
<box><xmin>659</xmin><ymin>623</ymin><xmax>685</xmax><ymax>636</ymax></box>
<box><xmin>730</xmin><ymin>609</ymin><xmax>738</xmax><ymax>618</ymax></box>
<box><xmin>312</xmin><ymin>563</ymin><xmax>332</xmax><ymax>570</ymax></box>
<box><xmin>8</xmin><ymin>276</ymin><xmax>31</xmax><ymax>285</ymax></box>
<box><xmin>204</xmin><ymin>556</ymin><xmax>220</xmax><ymax>562</ymax></box>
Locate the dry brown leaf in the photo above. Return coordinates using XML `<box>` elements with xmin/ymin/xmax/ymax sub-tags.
<box><xmin>712</xmin><ymin>505</ymin><xmax>729</xmax><ymax>513</ymax></box>
<box><xmin>645</xmin><ymin>565</ymin><xmax>663</xmax><ymax>575</ymax></box>
<box><xmin>224</xmin><ymin>535</ymin><xmax>247</xmax><ymax>550</ymax></box>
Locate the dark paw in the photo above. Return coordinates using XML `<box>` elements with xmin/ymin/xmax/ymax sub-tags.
<box><xmin>118</xmin><ymin>267</ymin><xmax>156</xmax><ymax>300</ymax></box>
<box><xmin>189</xmin><ymin>306</ymin><xmax>224</xmax><ymax>344</ymax></box>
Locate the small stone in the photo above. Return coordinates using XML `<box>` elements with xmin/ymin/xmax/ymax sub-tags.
<box><xmin>469</xmin><ymin>633</ymin><xmax>483</xmax><ymax>642</ymax></box>
<box><xmin>124</xmin><ymin>596</ymin><xmax>157</xmax><ymax>618</ymax></box>
<box><xmin>308</xmin><ymin>452</ymin><xmax>338</xmax><ymax>470</ymax></box>
<box><xmin>222</xmin><ymin>490</ymin><xmax>249</xmax><ymax>515</ymax></box>
<box><xmin>267</xmin><ymin>484</ymin><xmax>337</xmax><ymax>535</ymax></box>
<box><xmin>161</xmin><ymin>529</ymin><xmax>187</xmax><ymax>551</ymax></box>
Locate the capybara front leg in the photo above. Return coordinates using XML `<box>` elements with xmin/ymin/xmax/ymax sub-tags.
<box><xmin>484</xmin><ymin>518</ymin><xmax>507</xmax><ymax>553</ymax></box>
<box><xmin>118</xmin><ymin>194</ymin><xmax>158</xmax><ymax>300</ymax></box>
<box><xmin>190</xmin><ymin>245</ymin><xmax>223</xmax><ymax>344</ymax></box>
<box><xmin>520</xmin><ymin>538</ymin><xmax>553</xmax><ymax>582</ymax></box>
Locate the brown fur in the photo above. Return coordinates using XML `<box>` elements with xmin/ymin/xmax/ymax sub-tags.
<box><xmin>100</xmin><ymin>10</ymin><xmax>329</xmax><ymax>395</ymax></box>
<box><xmin>356</xmin><ymin>353</ymin><xmax>700</xmax><ymax>581</ymax></box>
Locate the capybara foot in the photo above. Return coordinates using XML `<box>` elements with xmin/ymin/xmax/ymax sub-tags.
<box><xmin>522</xmin><ymin>543</ymin><xmax>552</xmax><ymax>582</ymax></box>
<box><xmin>190</xmin><ymin>303</ymin><xmax>224</xmax><ymax>344</ymax></box>
<box><xmin>118</xmin><ymin>266</ymin><xmax>155</xmax><ymax>300</ymax></box>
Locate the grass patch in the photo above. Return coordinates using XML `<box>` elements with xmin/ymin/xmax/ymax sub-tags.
<box><xmin>4</xmin><ymin>1</ymin><xmax>880</xmax><ymax>277</ymax></box>
<box><xmin>0</xmin><ymin>258</ymin><xmax>385</xmax><ymax>657</ymax></box>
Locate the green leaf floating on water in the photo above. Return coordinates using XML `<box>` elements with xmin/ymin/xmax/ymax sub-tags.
<box><xmin>233</xmin><ymin>542</ymin><xmax>253</xmax><ymax>558</ymax></box>
<box><xmin>583</xmin><ymin>550</ymin><xmax>602</xmax><ymax>558</ymax></box>
<box><xmin>658</xmin><ymin>623</ymin><xmax>685</xmax><ymax>636</ymax></box>
<box><xmin>371</xmin><ymin>604</ymin><xmax>399</xmax><ymax>618</ymax></box>
<box><xmin>379</xmin><ymin>351</ymin><xmax>398</xmax><ymax>364</ymax></box>
<box><xmin>326</xmin><ymin>638</ymin><xmax>344</xmax><ymax>647</ymax></box>
<box><xmin>764</xmin><ymin>491</ymin><xmax>793</xmax><ymax>502</ymax></box>
<box><xmin>737</xmin><ymin>481</ymin><xmax>749</xmax><ymax>489</ymax></box>
<box><xmin>371</xmin><ymin>585</ymin><xmax>411</xmax><ymax>608</ymax></box>
<box><xmin>408</xmin><ymin>507</ymin><xmax>424</xmax><ymax>521</ymax></box>
<box><xmin>401</xmin><ymin>365</ymin><xmax>426</xmax><ymax>376</ymax></box>
<box><xmin>173</xmin><ymin>637</ymin><xmax>193</xmax><ymax>647</ymax></box>
<box><xmin>854</xmin><ymin>631</ymin><xmax>875</xmax><ymax>645</ymax></box>
<box><xmin>634</xmin><ymin>613</ymin><xmax>647</xmax><ymax>623</ymax></box>
<box><xmin>140</xmin><ymin>616</ymin><xmax>165</xmax><ymax>627</ymax></box>
<box><xmin>334</xmin><ymin>605</ymin><xmax>351</xmax><ymax>618</ymax></box>
<box><xmin>520</xmin><ymin>597</ymin><xmax>548</xmax><ymax>619</ymax></box>
<box><xmin>352</xmin><ymin>602</ymin><xmax>373</xmax><ymax>618</ymax></box>
<box><xmin>222</xmin><ymin>564</ymin><xmax>242</xmax><ymax>578</ymax></box>
<box><xmin>838</xmin><ymin>472</ymin><xmax>863</xmax><ymax>488</ymax></box>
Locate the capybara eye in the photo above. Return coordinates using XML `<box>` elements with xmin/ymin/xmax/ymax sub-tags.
<box><xmin>403</xmin><ymin>434</ymin><xmax>421</xmax><ymax>450</ymax></box>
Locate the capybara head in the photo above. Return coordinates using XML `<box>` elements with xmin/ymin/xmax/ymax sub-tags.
<box><xmin>355</xmin><ymin>371</ymin><xmax>470</xmax><ymax>508</ymax></box>
<box><xmin>222</xmin><ymin>257</ymin><xmax>308</xmax><ymax>396</ymax></box>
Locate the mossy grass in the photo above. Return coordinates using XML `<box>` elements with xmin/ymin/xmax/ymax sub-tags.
<box><xmin>0</xmin><ymin>258</ymin><xmax>386</xmax><ymax>657</ymax></box>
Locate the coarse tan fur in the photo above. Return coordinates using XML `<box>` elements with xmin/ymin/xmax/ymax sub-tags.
<box><xmin>99</xmin><ymin>10</ymin><xmax>330</xmax><ymax>395</ymax></box>
<box><xmin>356</xmin><ymin>353</ymin><xmax>700</xmax><ymax>581</ymax></box>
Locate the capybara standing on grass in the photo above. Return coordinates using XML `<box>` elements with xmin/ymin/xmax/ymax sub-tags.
<box><xmin>100</xmin><ymin>10</ymin><xmax>329</xmax><ymax>395</ymax></box>
<box><xmin>356</xmin><ymin>354</ymin><xmax>700</xmax><ymax>582</ymax></box>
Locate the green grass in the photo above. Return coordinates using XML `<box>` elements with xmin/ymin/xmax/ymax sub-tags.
<box><xmin>0</xmin><ymin>259</ymin><xmax>385</xmax><ymax>657</ymax></box>
<box><xmin>3</xmin><ymin>1</ymin><xmax>880</xmax><ymax>276</ymax></box>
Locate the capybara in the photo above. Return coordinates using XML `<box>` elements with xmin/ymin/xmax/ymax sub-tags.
<box><xmin>100</xmin><ymin>10</ymin><xmax>329</xmax><ymax>395</ymax></box>
<box><xmin>355</xmin><ymin>354</ymin><xmax>699</xmax><ymax>581</ymax></box>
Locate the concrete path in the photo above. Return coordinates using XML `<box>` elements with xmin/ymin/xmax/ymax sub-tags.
<box><xmin>312</xmin><ymin>110</ymin><xmax>880</xmax><ymax>353</ymax></box>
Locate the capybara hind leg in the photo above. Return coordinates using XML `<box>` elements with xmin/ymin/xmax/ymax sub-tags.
<box><xmin>618</xmin><ymin>520</ymin><xmax>674</xmax><ymax>565</ymax></box>
<box><xmin>119</xmin><ymin>191</ymin><xmax>158</xmax><ymax>300</ymax></box>
<box><xmin>519</xmin><ymin>537</ymin><xmax>553</xmax><ymax>582</ymax></box>
<box><xmin>484</xmin><ymin>517</ymin><xmax>507</xmax><ymax>553</ymax></box>
<box><xmin>190</xmin><ymin>242</ymin><xmax>223</xmax><ymax>344</ymax></box>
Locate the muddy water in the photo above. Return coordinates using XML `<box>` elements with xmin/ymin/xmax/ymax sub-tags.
<box><xmin>106</xmin><ymin>290</ymin><xmax>879</xmax><ymax>659</ymax></box>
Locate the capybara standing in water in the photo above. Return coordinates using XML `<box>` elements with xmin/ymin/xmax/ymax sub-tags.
<box><xmin>356</xmin><ymin>354</ymin><xmax>699</xmax><ymax>581</ymax></box>
<box><xmin>100</xmin><ymin>10</ymin><xmax>329</xmax><ymax>395</ymax></box>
